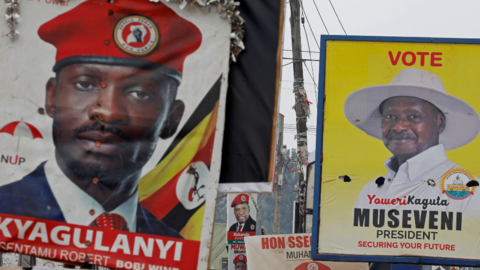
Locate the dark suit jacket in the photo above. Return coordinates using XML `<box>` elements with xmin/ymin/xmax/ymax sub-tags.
<box><xmin>0</xmin><ymin>162</ymin><xmax>182</xmax><ymax>238</ymax></box>
<box><xmin>228</xmin><ymin>216</ymin><xmax>256</xmax><ymax>232</ymax></box>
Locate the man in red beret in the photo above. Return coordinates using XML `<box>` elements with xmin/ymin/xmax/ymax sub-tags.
<box><xmin>0</xmin><ymin>0</ymin><xmax>201</xmax><ymax>237</ymax></box>
<box><xmin>233</xmin><ymin>254</ymin><xmax>247</xmax><ymax>270</ymax></box>
<box><xmin>228</xmin><ymin>194</ymin><xmax>256</xmax><ymax>232</ymax></box>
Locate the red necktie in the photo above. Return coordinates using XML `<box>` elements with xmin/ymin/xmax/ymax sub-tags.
<box><xmin>238</xmin><ymin>224</ymin><xmax>243</xmax><ymax>231</ymax></box>
<box><xmin>90</xmin><ymin>213</ymin><xmax>129</xmax><ymax>231</ymax></box>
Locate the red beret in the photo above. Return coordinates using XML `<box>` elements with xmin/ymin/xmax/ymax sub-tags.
<box><xmin>294</xmin><ymin>262</ymin><xmax>331</xmax><ymax>270</ymax></box>
<box><xmin>38</xmin><ymin>0</ymin><xmax>202</xmax><ymax>82</ymax></box>
<box><xmin>231</xmin><ymin>194</ymin><xmax>249</xmax><ymax>207</ymax></box>
<box><xmin>233</xmin><ymin>254</ymin><xmax>247</xmax><ymax>264</ymax></box>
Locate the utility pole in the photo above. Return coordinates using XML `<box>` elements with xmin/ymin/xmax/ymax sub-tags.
<box><xmin>273</xmin><ymin>114</ymin><xmax>284</xmax><ymax>234</ymax></box>
<box><xmin>289</xmin><ymin>0</ymin><xmax>309</xmax><ymax>233</ymax></box>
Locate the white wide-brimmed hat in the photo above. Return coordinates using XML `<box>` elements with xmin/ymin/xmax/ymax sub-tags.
<box><xmin>344</xmin><ymin>68</ymin><xmax>480</xmax><ymax>150</ymax></box>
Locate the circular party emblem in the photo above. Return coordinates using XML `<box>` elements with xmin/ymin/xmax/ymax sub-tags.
<box><xmin>114</xmin><ymin>15</ymin><xmax>160</xmax><ymax>56</ymax></box>
<box><xmin>241</xmin><ymin>195</ymin><xmax>246</xmax><ymax>202</ymax></box>
<box><xmin>307</xmin><ymin>262</ymin><xmax>319</xmax><ymax>270</ymax></box>
<box><xmin>239</xmin><ymin>255</ymin><xmax>244</xmax><ymax>260</ymax></box>
<box><xmin>439</xmin><ymin>167</ymin><xmax>477</xmax><ymax>200</ymax></box>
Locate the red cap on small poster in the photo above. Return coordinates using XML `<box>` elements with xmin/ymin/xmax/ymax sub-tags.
<box><xmin>231</xmin><ymin>193</ymin><xmax>249</xmax><ymax>207</ymax></box>
<box><xmin>233</xmin><ymin>254</ymin><xmax>247</xmax><ymax>264</ymax></box>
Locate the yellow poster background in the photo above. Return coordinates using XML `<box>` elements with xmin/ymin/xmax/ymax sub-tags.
<box><xmin>319</xmin><ymin>40</ymin><xmax>480</xmax><ymax>258</ymax></box>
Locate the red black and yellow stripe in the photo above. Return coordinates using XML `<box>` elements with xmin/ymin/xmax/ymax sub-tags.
<box><xmin>138</xmin><ymin>76</ymin><xmax>222</xmax><ymax>241</ymax></box>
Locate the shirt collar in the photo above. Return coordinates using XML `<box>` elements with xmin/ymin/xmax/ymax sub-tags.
<box><xmin>44</xmin><ymin>152</ymin><xmax>137</xmax><ymax>232</ymax></box>
<box><xmin>384</xmin><ymin>144</ymin><xmax>448</xmax><ymax>181</ymax></box>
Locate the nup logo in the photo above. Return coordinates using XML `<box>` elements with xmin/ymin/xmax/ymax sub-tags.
<box><xmin>0</xmin><ymin>120</ymin><xmax>43</xmax><ymax>166</ymax></box>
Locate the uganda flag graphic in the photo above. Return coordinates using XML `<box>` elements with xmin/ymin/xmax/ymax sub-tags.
<box><xmin>138</xmin><ymin>77</ymin><xmax>222</xmax><ymax>241</ymax></box>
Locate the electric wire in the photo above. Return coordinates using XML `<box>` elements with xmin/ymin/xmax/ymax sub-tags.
<box><xmin>284</xmin><ymin>124</ymin><xmax>317</xmax><ymax>129</ymax></box>
<box><xmin>302</xmin><ymin>61</ymin><xmax>319</xmax><ymax>105</ymax></box>
<box><xmin>282</xmin><ymin>57</ymin><xmax>319</xmax><ymax>61</ymax></box>
<box><xmin>328</xmin><ymin>0</ymin><xmax>347</xmax><ymax>35</ymax></box>
<box><xmin>284</xmin><ymin>49</ymin><xmax>320</xmax><ymax>53</ymax></box>
<box><xmin>298</xmin><ymin>1</ymin><xmax>320</xmax><ymax>49</ymax></box>
<box><xmin>282</xmin><ymin>80</ymin><xmax>316</xmax><ymax>85</ymax></box>
<box><xmin>300</xmin><ymin>3</ymin><xmax>319</xmax><ymax>105</ymax></box>
<box><xmin>311</xmin><ymin>0</ymin><xmax>330</xmax><ymax>35</ymax></box>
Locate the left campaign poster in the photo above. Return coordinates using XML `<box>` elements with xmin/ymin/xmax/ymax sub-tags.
<box><xmin>0</xmin><ymin>0</ymin><xmax>230</xmax><ymax>269</ymax></box>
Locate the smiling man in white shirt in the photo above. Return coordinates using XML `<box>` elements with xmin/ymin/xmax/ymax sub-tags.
<box><xmin>344</xmin><ymin>68</ymin><xmax>480</xmax><ymax>214</ymax></box>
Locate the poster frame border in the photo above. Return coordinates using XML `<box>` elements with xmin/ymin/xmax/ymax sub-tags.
<box><xmin>311</xmin><ymin>34</ymin><xmax>480</xmax><ymax>266</ymax></box>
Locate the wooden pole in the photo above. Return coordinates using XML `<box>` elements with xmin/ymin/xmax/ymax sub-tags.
<box><xmin>289</xmin><ymin>0</ymin><xmax>308</xmax><ymax>233</ymax></box>
<box><xmin>273</xmin><ymin>114</ymin><xmax>284</xmax><ymax>234</ymax></box>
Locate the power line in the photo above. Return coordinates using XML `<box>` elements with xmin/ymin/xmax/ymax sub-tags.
<box><xmin>328</xmin><ymin>0</ymin><xmax>347</xmax><ymax>35</ymax></box>
<box><xmin>311</xmin><ymin>0</ymin><xmax>330</xmax><ymax>35</ymax></box>
<box><xmin>300</xmin><ymin>1</ymin><xmax>318</xmax><ymax>106</ymax></box>
<box><xmin>302</xmin><ymin>61</ymin><xmax>319</xmax><ymax>105</ymax></box>
<box><xmin>299</xmin><ymin>1</ymin><xmax>320</xmax><ymax>49</ymax></box>
<box><xmin>282</xmin><ymin>80</ymin><xmax>316</xmax><ymax>85</ymax></box>
<box><xmin>282</xmin><ymin>57</ymin><xmax>319</xmax><ymax>61</ymax></box>
<box><xmin>284</xmin><ymin>131</ymin><xmax>317</xmax><ymax>136</ymax></box>
<box><xmin>283</xmin><ymin>49</ymin><xmax>320</xmax><ymax>53</ymax></box>
<box><xmin>284</xmin><ymin>124</ymin><xmax>316</xmax><ymax>129</ymax></box>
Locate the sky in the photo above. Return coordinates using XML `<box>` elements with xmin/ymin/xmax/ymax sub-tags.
<box><xmin>279</xmin><ymin>0</ymin><xmax>480</xmax><ymax>161</ymax></box>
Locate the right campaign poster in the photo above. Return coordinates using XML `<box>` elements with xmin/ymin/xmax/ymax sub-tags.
<box><xmin>314</xmin><ymin>36</ymin><xmax>480</xmax><ymax>263</ymax></box>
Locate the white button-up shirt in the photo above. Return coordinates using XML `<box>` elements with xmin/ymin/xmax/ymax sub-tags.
<box><xmin>354</xmin><ymin>144</ymin><xmax>478</xmax><ymax>213</ymax></box>
<box><xmin>44</xmin><ymin>153</ymin><xmax>138</xmax><ymax>232</ymax></box>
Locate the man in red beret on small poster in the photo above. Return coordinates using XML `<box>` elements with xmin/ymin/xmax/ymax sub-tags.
<box><xmin>233</xmin><ymin>254</ymin><xmax>247</xmax><ymax>270</ymax></box>
<box><xmin>0</xmin><ymin>0</ymin><xmax>202</xmax><ymax>237</ymax></box>
<box><xmin>228</xmin><ymin>194</ymin><xmax>257</xmax><ymax>232</ymax></box>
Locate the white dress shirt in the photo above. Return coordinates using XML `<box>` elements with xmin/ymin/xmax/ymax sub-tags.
<box><xmin>44</xmin><ymin>153</ymin><xmax>137</xmax><ymax>232</ymax></box>
<box><xmin>354</xmin><ymin>144</ymin><xmax>479</xmax><ymax>213</ymax></box>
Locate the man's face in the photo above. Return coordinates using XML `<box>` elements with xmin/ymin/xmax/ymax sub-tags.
<box><xmin>45</xmin><ymin>63</ymin><xmax>183</xmax><ymax>184</ymax></box>
<box><xmin>235</xmin><ymin>262</ymin><xmax>247</xmax><ymax>270</ymax></box>
<box><xmin>381</xmin><ymin>96</ymin><xmax>446</xmax><ymax>160</ymax></box>
<box><xmin>234</xmin><ymin>203</ymin><xmax>250</xmax><ymax>223</ymax></box>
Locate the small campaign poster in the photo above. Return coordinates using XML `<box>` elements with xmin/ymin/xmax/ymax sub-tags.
<box><xmin>35</xmin><ymin>258</ymin><xmax>64</xmax><ymax>268</ymax></box>
<box><xmin>245</xmin><ymin>234</ymin><xmax>368</xmax><ymax>270</ymax></box>
<box><xmin>227</xmin><ymin>244</ymin><xmax>246</xmax><ymax>270</ymax></box>
<box><xmin>227</xmin><ymin>193</ymin><xmax>258</xmax><ymax>244</ymax></box>
<box><xmin>0</xmin><ymin>0</ymin><xmax>230</xmax><ymax>269</ymax></box>
<box><xmin>2</xmin><ymin>253</ymin><xmax>19</xmax><ymax>267</ymax></box>
<box><xmin>314</xmin><ymin>36</ymin><xmax>480</xmax><ymax>263</ymax></box>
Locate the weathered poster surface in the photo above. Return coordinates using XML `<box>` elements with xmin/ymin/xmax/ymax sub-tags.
<box><xmin>0</xmin><ymin>0</ymin><xmax>230</xmax><ymax>269</ymax></box>
<box><xmin>245</xmin><ymin>234</ymin><xmax>368</xmax><ymax>270</ymax></box>
<box><xmin>35</xmin><ymin>258</ymin><xmax>64</xmax><ymax>268</ymax></box>
<box><xmin>315</xmin><ymin>37</ymin><xmax>480</xmax><ymax>262</ymax></box>
<box><xmin>2</xmin><ymin>253</ymin><xmax>19</xmax><ymax>267</ymax></box>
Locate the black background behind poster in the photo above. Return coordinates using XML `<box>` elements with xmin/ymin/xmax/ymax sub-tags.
<box><xmin>220</xmin><ymin>0</ymin><xmax>283</xmax><ymax>185</ymax></box>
